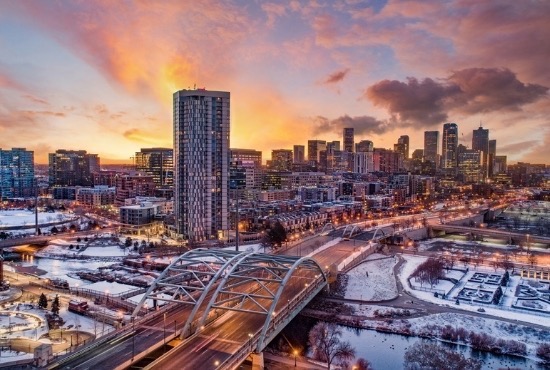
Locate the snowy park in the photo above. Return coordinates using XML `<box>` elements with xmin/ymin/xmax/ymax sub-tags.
<box><xmin>0</xmin><ymin>210</ymin><xmax>77</xmax><ymax>233</ymax></box>
<box><xmin>345</xmin><ymin>253</ymin><xmax>398</xmax><ymax>301</ymax></box>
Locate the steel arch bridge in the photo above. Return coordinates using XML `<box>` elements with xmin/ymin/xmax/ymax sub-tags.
<box><xmin>131</xmin><ymin>249</ymin><xmax>327</xmax><ymax>348</ymax></box>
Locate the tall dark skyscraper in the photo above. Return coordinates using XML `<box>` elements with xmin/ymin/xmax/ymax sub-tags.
<box><xmin>293</xmin><ymin>145</ymin><xmax>305</xmax><ymax>163</ymax></box>
<box><xmin>488</xmin><ymin>139</ymin><xmax>496</xmax><ymax>177</ymax></box>
<box><xmin>48</xmin><ymin>149</ymin><xmax>99</xmax><ymax>187</ymax></box>
<box><xmin>472</xmin><ymin>126</ymin><xmax>489</xmax><ymax>179</ymax></box>
<box><xmin>355</xmin><ymin>140</ymin><xmax>373</xmax><ymax>152</ymax></box>
<box><xmin>0</xmin><ymin>147</ymin><xmax>35</xmax><ymax>199</ymax></box>
<box><xmin>343</xmin><ymin>128</ymin><xmax>354</xmax><ymax>153</ymax></box>
<box><xmin>174</xmin><ymin>89</ymin><xmax>230</xmax><ymax>242</ymax></box>
<box><xmin>135</xmin><ymin>148</ymin><xmax>173</xmax><ymax>188</ymax></box>
<box><xmin>394</xmin><ymin>135</ymin><xmax>409</xmax><ymax>159</ymax></box>
<box><xmin>307</xmin><ymin>140</ymin><xmax>326</xmax><ymax>164</ymax></box>
<box><xmin>442</xmin><ymin>123</ymin><xmax>458</xmax><ymax>171</ymax></box>
<box><xmin>423</xmin><ymin>131</ymin><xmax>439</xmax><ymax>165</ymax></box>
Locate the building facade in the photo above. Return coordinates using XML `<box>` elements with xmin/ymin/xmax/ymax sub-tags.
<box><xmin>293</xmin><ymin>145</ymin><xmax>305</xmax><ymax>163</ymax></box>
<box><xmin>472</xmin><ymin>126</ymin><xmax>489</xmax><ymax>179</ymax></box>
<box><xmin>0</xmin><ymin>148</ymin><xmax>35</xmax><ymax>199</ymax></box>
<box><xmin>270</xmin><ymin>149</ymin><xmax>293</xmax><ymax>171</ymax></box>
<box><xmin>307</xmin><ymin>140</ymin><xmax>327</xmax><ymax>165</ymax></box>
<box><xmin>343</xmin><ymin>128</ymin><xmax>354</xmax><ymax>153</ymax></box>
<box><xmin>423</xmin><ymin>131</ymin><xmax>439</xmax><ymax>165</ymax></box>
<box><xmin>174</xmin><ymin>89</ymin><xmax>230</xmax><ymax>241</ymax></box>
<box><xmin>135</xmin><ymin>148</ymin><xmax>174</xmax><ymax>188</ymax></box>
<box><xmin>230</xmin><ymin>148</ymin><xmax>262</xmax><ymax>168</ymax></box>
<box><xmin>442</xmin><ymin>123</ymin><xmax>458</xmax><ymax>173</ymax></box>
<box><xmin>48</xmin><ymin>150</ymin><xmax>99</xmax><ymax>187</ymax></box>
<box><xmin>394</xmin><ymin>135</ymin><xmax>409</xmax><ymax>159</ymax></box>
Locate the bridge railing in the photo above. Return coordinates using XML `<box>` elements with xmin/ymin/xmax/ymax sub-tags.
<box><xmin>218</xmin><ymin>275</ymin><xmax>326</xmax><ymax>370</ymax></box>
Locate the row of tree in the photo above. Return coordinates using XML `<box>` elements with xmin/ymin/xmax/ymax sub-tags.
<box><xmin>38</xmin><ymin>293</ymin><xmax>60</xmax><ymax>315</ymax></box>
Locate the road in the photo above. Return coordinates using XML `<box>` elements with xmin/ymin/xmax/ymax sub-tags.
<box><xmin>149</xmin><ymin>271</ymin><xmax>319</xmax><ymax>370</ymax></box>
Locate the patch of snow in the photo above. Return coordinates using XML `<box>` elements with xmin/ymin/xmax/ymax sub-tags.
<box><xmin>345</xmin><ymin>254</ymin><xmax>398</xmax><ymax>301</ymax></box>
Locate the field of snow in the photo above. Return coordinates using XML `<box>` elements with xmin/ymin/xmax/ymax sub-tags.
<box><xmin>80</xmin><ymin>281</ymin><xmax>139</xmax><ymax>296</ymax></box>
<box><xmin>0</xmin><ymin>210</ymin><xmax>76</xmax><ymax>227</ymax></box>
<box><xmin>397</xmin><ymin>254</ymin><xmax>549</xmax><ymax>326</ymax></box>
<box><xmin>80</xmin><ymin>245</ymin><xmax>127</xmax><ymax>257</ymax></box>
<box><xmin>17</xmin><ymin>258</ymin><xmax>116</xmax><ymax>287</ymax></box>
<box><xmin>345</xmin><ymin>253</ymin><xmax>398</xmax><ymax>301</ymax></box>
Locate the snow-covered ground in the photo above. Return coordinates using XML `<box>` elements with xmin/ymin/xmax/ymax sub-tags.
<box><xmin>0</xmin><ymin>210</ymin><xmax>76</xmax><ymax>228</ymax></box>
<box><xmin>80</xmin><ymin>245</ymin><xmax>127</xmax><ymax>257</ymax></box>
<box><xmin>397</xmin><ymin>254</ymin><xmax>550</xmax><ymax>326</ymax></box>
<box><xmin>78</xmin><ymin>281</ymin><xmax>140</xmax><ymax>296</ymax></box>
<box><xmin>345</xmin><ymin>253</ymin><xmax>398</xmax><ymax>301</ymax></box>
<box><xmin>348</xmin><ymin>303</ymin><xmax>420</xmax><ymax>318</ymax></box>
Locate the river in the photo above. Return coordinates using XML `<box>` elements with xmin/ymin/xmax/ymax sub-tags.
<box><xmin>340</xmin><ymin>326</ymin><xmax>544</xmax><ymax>370</ymax></box>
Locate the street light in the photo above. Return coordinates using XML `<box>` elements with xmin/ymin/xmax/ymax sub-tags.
<box><xmin>294</xmin><ymin>349</ymin><xmax>298</xmax><ymax>367</ymax></box>
<box><xmin>163</xmin><ymin>312</ymin><xmax>166</xmax><ymax>351</ymax></box>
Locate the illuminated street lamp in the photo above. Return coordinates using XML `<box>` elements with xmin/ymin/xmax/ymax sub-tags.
<box><xmin>294</xmin><ymin>349</ymin><xmax>298</xmax><ymax>367</ymax></box>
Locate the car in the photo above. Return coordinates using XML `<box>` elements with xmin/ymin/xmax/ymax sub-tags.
<box><xmin>477</xmin><ymin>308</ymin><xmax>485</xmax><ymax>312</ymax></box>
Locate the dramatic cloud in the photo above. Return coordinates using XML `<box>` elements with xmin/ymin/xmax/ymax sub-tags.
<box><xmin>312</xmin><ymin>114</ymin><xmax>388</xmax><ymax>136</ymax></box>
<box><xmin>365</xmin><ymin>77</ymin><xmax>458</xmax><ymax>126</ymax></box>
<box><xmin>365</xmin><ymin>68</ymin><xmax>548</xmax><ymax>126</ymax></box>
<box><xmin>322</xmin><ymin>68</ymin><xmax>350</xmax><ymax>85</ymax></box>
<box><xmin>447</xmin><ymin>68</ymin><xmax>549</xmax><ymax>114</ymax></box>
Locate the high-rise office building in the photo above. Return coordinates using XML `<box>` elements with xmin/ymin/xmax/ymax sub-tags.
<box><xmin>472</xmin><ymin>126</ymin><xmax>489</xmax><ymax>179</ymax></box>
<box><xmin>48</xmin><ymin>150</ymin><xmax>99</xmax><ymax>187</ymax></box>
<box><xmin>307</xmin><ymin>140</ymin><xmax>327</xmax><ymax>164</ymax></box>
<box><xmin>394</xmin><ymin>135</ymin><xmax>409</xmax><ymax>159</ymax></box>
<box><xmin>488</xmin><ymin>139</ymin><xmax>497</xmax><ymax>177</ymax></box>
<box><xmin>343</xmin><ymin>128</ymin><xmax>354</xmax><ymax>153</ymax></box>
<box><xmin>329</xmin><ymin>141</ymin><xmax>341</xmax><ymax>152</ymax></box>
<box><xmin>442</xmin><ymin>123</ymin><xmax>459</xmax><ymax>172</ymax></box>
<box><xmin>174</xmin><ymin>89</ymin><xmax>230</xmax><ymax>242</ymax></box>
<box><xmin>270</xmin><ymin>149</ymin><xmax>293</xmax><ymax>171</ymax></box>
<box><xmin>293</xmin><ymin>145</ymin><xmax>305</xmax><ymax>163</ymax></box>
<box><xmin>355</xmin><ymin>140</ymin><xmax>374</xmax><ymax>153</ymax></box>
<box><xmin>135</xmin><ymin>148</ymin><xmax>173</xmax><ymax>188</ymax></box>
<box><xmin>423</xmin><ymin>131</ymin><xmax>439</xmax><ymax>165</ymax></box>
<box><xmin>0</xmin><ymin>148</ymin><xmax>35</xmax><ymax>199</ymax></box>
<box><xmin>230</xmin><ymin>149</ymin><xmax>262</xmax><ymax>168</ymax></box>
<box><xmin>458</xmin><ymin>149</ymin><xmax>483</xmax><ymax>183</ymax></box>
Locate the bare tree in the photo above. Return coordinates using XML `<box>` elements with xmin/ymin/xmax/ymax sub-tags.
<box><xmin>308</xmin><ymin>322</ymin><xmax>356</xmax><ymax>370</ymax></box>
<box><xmin>528</xmin><ymin>253</ymin><xmax>537</xmax><ymax>268</ymax></box>
<box><xmin>404</xmin><ymin>341</ymin><xmax>481</xmax><ymax>370</ymax></box>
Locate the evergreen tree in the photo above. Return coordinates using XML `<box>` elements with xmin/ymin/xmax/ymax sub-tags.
<box><xmin>51</xmin><ymin>295</ymin><xmax>60</xmax><ymax>315</ymax></box>
<box><xmin>38</xmin><ymin>293</ymin><xmax>48</xmax><ymax>309</ymax></box>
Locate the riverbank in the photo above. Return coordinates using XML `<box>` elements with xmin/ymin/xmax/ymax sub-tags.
<box><xmin>300</xmin><ymin>309</ymin><xmax>549</xmax><ymax>365</ymax></box>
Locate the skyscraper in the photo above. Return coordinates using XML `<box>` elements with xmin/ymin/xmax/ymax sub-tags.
<box><xmin>293</xmin><ymin>145</ymin><xmax>305</xmax><ymax>163</ymax></box>
<box><xmin>343</xmin><ymin>128</ymin><xmax>354</xmax><ymax>153</ymax></box>
<box><xmin>135</xmin><ymin>148</ymin><xmax>173</xmax><ymax>188</ymax></box>
<box><xmin>174</xmin><ymin>89</ymin><xmax>230</xmax><ymax>242</ymax></box>
<box><xmin>442</xmin><ymin>123</ymin><xmax>458</xmax><ymax>172</ymax></box>
<box><xmin>270</xmin><ymin>149</ymin><xmax>293</xmax><ymax>171</ymax></box>
<box><xmin>488</xmin><ymin>139</ymin><xmax>496</xmax><ymax>177</ymax></box>
<box><xmin>394</xmin><ymin>135</ymin><xmax>409</xmax><ymax>159</ymax></box>
<box><xmin>423</xmin><ymin>131</ymin><xmax>439</xmax><ymax>165</ymax></box>
<box><xmin>355</xmin><ymin>140</ymin><xmax>373</xmax><ymax>153</ymax></box>
<box><xmin>48</xmin><ymin>150</ymin><xmax>99</xmax><ymax>187</ymax></box>
<box><xmin>472</xmin><ymin>126</ymin><xmax>489</xmax><ymax>179</ymax></box>
<box><xmin>307</xmin><ymin>140</ymin><xmax>326</xmax><ymax>164</ymax></box>
<box><xmin>0</xmin><ymin>148</ymin><xmax>34</xmax><ymax>199</ymax></box>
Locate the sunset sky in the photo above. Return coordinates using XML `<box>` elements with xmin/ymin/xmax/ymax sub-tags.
<box><xmin>0</xmin><ymin>0</ymin><xmax>549</xmax><ymax>164</ymax></box>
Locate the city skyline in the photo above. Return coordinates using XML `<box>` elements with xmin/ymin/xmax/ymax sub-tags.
<box><xmin>1</xmin><ymin>1</ymin><xmax>549</xmax><ymax>164</ymax></box>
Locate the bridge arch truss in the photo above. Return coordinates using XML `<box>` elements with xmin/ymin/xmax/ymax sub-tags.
<box><xmin>132</xmin><ymin>249</ymin><xmax>327</xmax><ymax>342</ymax></box>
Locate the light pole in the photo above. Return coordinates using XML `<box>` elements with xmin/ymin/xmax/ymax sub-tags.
<box><xmin>294</xmin><ymin>349</ymin><xmax>298</xmax><ymax>367</ymax></box>
<box><xmin>131</xmin><ymin>317</ymin><xmax>135</xmax><ymax>361</ymax></box>
<box><xmin>163</xmin><ymin>312</ymin><xmax>166</xmax><ymax>352</ymax></box>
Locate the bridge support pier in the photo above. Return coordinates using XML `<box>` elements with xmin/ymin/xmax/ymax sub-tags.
<box><xmin>251</xmin><ymin>352</ymin><xmax>264</xmax><ymax>370</ymax></box>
